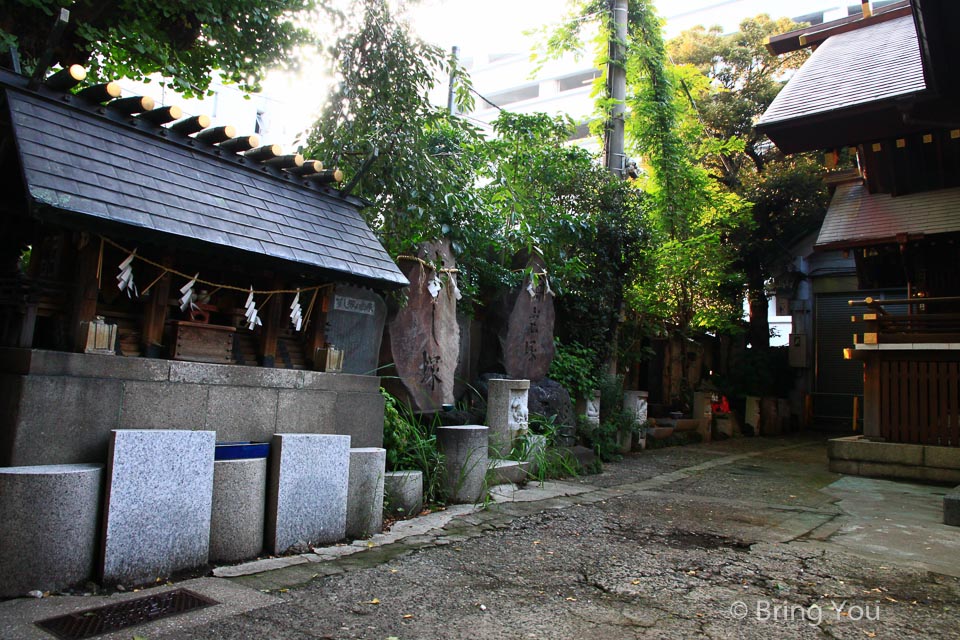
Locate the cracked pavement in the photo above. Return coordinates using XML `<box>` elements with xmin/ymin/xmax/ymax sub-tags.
<box><xmin>3</xmin><ymin>435</ymin><xmax>958</xmax><ymax>639</ymax></box>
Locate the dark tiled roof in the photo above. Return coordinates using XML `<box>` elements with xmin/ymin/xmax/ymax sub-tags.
<box><xmin>816</xmin><ymin>181</ymin><xmax>960</xmax><ymax>249</ymax></box>
<box><xmin>757</xmin><ymin>15</ymin><xmax>926</xmax><ymax>128</ymax></box>
<box><xmin>6</xmin><ymin>88</ymin><xmax>407</xmax><ymax>289</ymax></box>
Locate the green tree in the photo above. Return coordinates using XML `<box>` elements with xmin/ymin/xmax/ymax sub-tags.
<box><xmin>477</xmin><ymin>111</ymin><xmax>647</xmax><ymax>367</ymax></box>
<box><xmin>1</xmin><ymin>0</ymin><xmax>322</xmax><ymax>96</ymax></box>
<box><xmin>668</xmin><ymin>16</ymin><xmax>829</xmax><ymax>349</ymax></box>
<box><xmin>544</xmin><ymin>1</ymin><xmax>751</xmax><ymax>337</ymax></box>
<box><xmin>305</xmin><ymin>0</ymin><xmax>480</xmax><ymax>266</ymax></box>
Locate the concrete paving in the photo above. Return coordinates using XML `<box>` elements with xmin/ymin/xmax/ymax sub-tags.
<box><xmin>2</xmin><ymin>434</ymin><xmax>959</xmax><ymax>639</ymax></box>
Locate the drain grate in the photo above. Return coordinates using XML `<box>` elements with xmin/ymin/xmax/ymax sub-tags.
<box><xmin>36</xmin><ymin>588</ymin><xmax>218</xmax><ymax>640</ymax></box>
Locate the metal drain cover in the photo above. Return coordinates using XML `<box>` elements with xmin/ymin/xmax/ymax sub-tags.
<box><xmin>36</xmin><ymin>588</ymin><xmax>218</xmax><ymax>639</ymax></box>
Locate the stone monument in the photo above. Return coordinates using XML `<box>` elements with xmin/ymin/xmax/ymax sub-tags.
<box><xmin>324</xmin><ymin>285</ymin><xmax>387</xmax><ymax>375</ymax></box>
<box><xmin>501</xmin><ymin>254</ymin><xmax>556</xmax><ymax>381</ymax></box>
<box><xmin>383</xmin><ymin>240</ymin><xmax>460</xmax><ymax>413</ymax></box>
<box><xmin>486</xmin><ymin>378</ymin><xmax>530</xmax><ymax>457</ymax></box>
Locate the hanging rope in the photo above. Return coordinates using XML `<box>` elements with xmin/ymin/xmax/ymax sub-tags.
<box><xmin>100</xmin><ymin>235</ymin><xmax>334</xmax><ymax>297</ymax></box>
<box><xmin>396</xmin><ymin>254</ymin><xmax>460</xmax><ymax>274</ymax></box>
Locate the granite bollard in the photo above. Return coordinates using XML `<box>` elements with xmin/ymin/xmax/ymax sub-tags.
<box><xmin>266</xmin><ymin>434</ymin><xmax>351</xmax><ymax>554</ymax></box>
<box><xmin>101</xmin><ymin>430</ymin><xmax>216</xmax><ymax>586</ymax></box>
<box><xmin>437</xmin><ymin>425</ymin><xmax>489</xmax><ymax>504</ymax></box>
<box><xmin>384</xmin><ymin>470</ymin><xmax>423</xmax><ymax>518</ymax></box>
<box><xmin>486</xmin><ymin>379</ymin><xmax>530</xmax><ymax>457</ymax></box>
<box><xmin>209</xmin><ymin>457</ymin><xmax>267</xmax><ymax>563</ymax></box>
<box><xmin>0</xmin><ymin>464</ymin><xmax>103</xmax><ymax>598</ymax></box>
<box><xmin>346</xmin><ymin>447</ymin><xmax>386</xmax><ymax>538</ymax></box>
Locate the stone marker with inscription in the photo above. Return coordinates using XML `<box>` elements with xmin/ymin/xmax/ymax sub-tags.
<box><xmin>501</xmin><ymin>255</ymin><xmax>556</xmax><ymax>381</ymax></box>
<box><xmin>325</xmin><ymin>285</ymin><xmax>387</xmax><ymax>375</ymax></box>
<box><xmin>382</xmin><ymin>240</ymin><xmax>460</xmax><ymax>413</ymax></box>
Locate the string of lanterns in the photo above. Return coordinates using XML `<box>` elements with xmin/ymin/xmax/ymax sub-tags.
<box><xmin>98</xmin><ymin>236</ymin><xmax>331</xmax><ymax>332</ymax></box>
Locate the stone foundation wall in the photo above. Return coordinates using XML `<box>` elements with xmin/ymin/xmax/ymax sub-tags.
<box><xmin>828</xmin><ymin>435</ymin><xmax>960</xmax><ymax>484</ymax></box>
<box><xmin>0</xmin><ymin>349</ymin><xmax>384</xmax><ymax>466</ymax></box>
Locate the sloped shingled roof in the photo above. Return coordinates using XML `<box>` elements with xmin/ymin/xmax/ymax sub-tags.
<box><xmin>816</xmin><ymin>181</ymin><xmax>960</xmax><ymax>249</ymax></box>
<box><xmin>758</xmin><ymin>15</ymin><xmax>926</xmax><ymax>128</ymax></box>
<box><xmin>5</xmin><ymin>87</ymin><xmax>407</xmax><ymax>289</ymax></box>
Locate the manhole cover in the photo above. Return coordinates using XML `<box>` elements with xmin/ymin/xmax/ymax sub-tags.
<box><xmin>36</xmin><ymin>588</ymin><xmax>218</xmax><ymax>640</ymax></box>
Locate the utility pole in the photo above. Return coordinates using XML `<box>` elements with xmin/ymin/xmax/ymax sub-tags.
<box><xmin>605</xmin><ymin>0</ymin><xmax>628</xmax><ymax>177</ymax></box>
<box><xmin>447</xmin><ymin>46</ymin><xmax>460</xmax><ymax>115</ymax></box>
<box><xmin>604</xmin><ymin>0</ymin><xmax>629</xmax><ymax>377</ymax></box>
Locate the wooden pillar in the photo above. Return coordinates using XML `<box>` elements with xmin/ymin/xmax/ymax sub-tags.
<box><xmin>70</xmin><ymin>235</ymin><xmax>100</xmax><ymax>352</ymax></box>
<box><xmin>862</xmin><ymin>354</ymin><xmax>881</xmax><ymax>439</ymax></box>
<box><xmin>141</xmin><ymin>257</ymin><xmax>172</xmax><ymax>358</ymax></box>
<box><xmin>306</xmin><ymin>288</ymin><xmax>329</xmax><ymax>370</ymax></box>
<box><xmin>258</xmin><ymin>280</ymin><xmax>284</xmax><ymax>368</ymax></box>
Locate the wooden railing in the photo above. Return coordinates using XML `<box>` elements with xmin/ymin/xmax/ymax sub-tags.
<box><xmin>850</xmin><ymin>296</ymin><xmax>960</xmax><ymax>446</ymax></box>
<box><xmin>850</xmin><ymin>296</ymin><xmax>960</xmax><ymax>346</ymax></box>
<box><xmin>878</xmin><ymin>358</ymin><xmax>960</xmax><ymax>446</ymax></box>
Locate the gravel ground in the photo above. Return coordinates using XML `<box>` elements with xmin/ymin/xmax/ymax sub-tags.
<box><xmin>161</xmin><ymin>436</ymin><xmax>960</xmax><ymax>640</ymax></box>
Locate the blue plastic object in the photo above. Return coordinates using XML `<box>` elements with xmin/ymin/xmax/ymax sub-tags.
<box><xmin>214</xmin><ymin>442</ymin><xmax>270</xmax><ymax>460</ymax></box>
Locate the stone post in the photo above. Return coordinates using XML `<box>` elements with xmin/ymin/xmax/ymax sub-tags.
<box><xmin>100</xmin><ymin>430</ymin><xmax>215</xmax><ymax>586</ymax></box>
<box><xmin>384</xmin><ymin>470</ymin><xmax>424</xmax><ymax>518</ymax></box>
<box><xmin>486</xmin><ymin>379</ymin><xmax>530</xmax><ymax>457</ymax></box>
<box><xmin>209</xmin><ymin>457</ymin><xmax>267</xmax><ymax>563</ymax></box>
<box><xmin>266</xmin><ymin>433</ymin><xmax>350</xmax><ymax>554</ymax></box>
<box><xmin>437</xmin><ymin>425</ymin><xmax>488</xmax><ymax>504</ymax></box>
<box><xmin>346</xmin><ymin>447</ymin><xmax>386</xmax><ymax>539</ymax></box>
<box><xmin>0</xmin><ymin>464</ymin><xmax>103</xmax><ymax>597</ymax></box>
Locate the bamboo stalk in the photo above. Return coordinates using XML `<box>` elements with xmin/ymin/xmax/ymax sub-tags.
<box><xmin>137</xmin><ymin>105</ymin><xmax>182</xmax><ymax>125</ymax></box>
<box><xmin>306</xmin><ymin>168</ymin><xmax>344</xmax><ymax>184</ymax></box>
<box><xmin>45</xmin><ymin>64</ymin><xmax>86</xmax><ymax>91</ymax></box>
<box><xmin>286</xmin><ymin>160</ymin><xmax>323</xmax><ymax>176</ymax></box>
<box><xmin>76</xmin><ymin>82</ymin><xmax>121</xmax><ymax>103</ymax></box>
<box><xmin>109</xmin><ymin>96</ymin><xmax>155</xmax><ymax>115</ymax></box>
<box><xmin>264</xmin><ymin>153</ymin><xmax>304</xmax><ymax>169</ymax></box>
<box><xmin>219</xmin><ymin>135</ymin><xmax>260</xmax><ymax>153</ymax></box>
<box><xmin>244</xmin><ymin>144</ymin><xmax>283</xmax><ymax>161</ymax></box>
<box><xmin>169</xmin><ymin>114</ymin><xmax>211</xmax><ymax>135</ymax></box>
<box><xmin>196</xmin><ymin>125</ymin><xmax>237</xmax><ymax>145</ymax></box>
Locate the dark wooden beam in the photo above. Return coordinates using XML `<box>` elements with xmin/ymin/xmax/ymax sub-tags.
<box><xmin>258</xmin><ymin>279</ymin><xmax>284</xmax><ymax>368</ymax></box>
<box><xmin>70</xmin><ymin>235</ymin><xmax>100</xmax><ymax>352</ymax></box>
<box><xmin>306</xmin><ymin>288</ymin><xmax>329</xmax><ymax>370</ymax></box>
<box><xmin>765</xmin><ymin>2</ymin><xmax>912</xmax><ymax>55</ymax></box>
<box><xmin>141</xmin><ymin>256</ymin><xmax>172</xmax><ymax>357</ymax></box>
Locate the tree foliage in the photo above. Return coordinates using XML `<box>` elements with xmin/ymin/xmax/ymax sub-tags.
<box><xmin>1</xmin><ymin>0</ymin><xmax>321</xmax><ymax>96</ymax></box>
<box><xmin>305</xmin><ymin>0</ymin><xmax>480</xmax><ymax>264</ymax></box>
<box><xmin>668</xmin><ymin>15</ymin><xmax>829</xmax><ymax>348</ymax></box>
<box><xmin>544</xmin><ymin>0</ymin><xmax>751</xmax><ymax>336</ymax></box>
